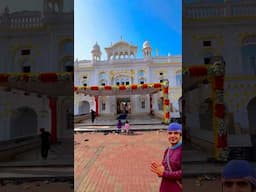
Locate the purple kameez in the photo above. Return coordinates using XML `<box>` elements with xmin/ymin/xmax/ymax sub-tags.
<box><xmin>159</xmin><ymin>145</ymin><xmax>182</xmax><ymax>192</ymax></box>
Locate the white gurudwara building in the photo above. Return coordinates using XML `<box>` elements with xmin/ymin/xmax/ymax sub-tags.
<box><xmin>74</xmin><ymin>40</ymin><xmax>182</xmax><ymax>121</ymax></box>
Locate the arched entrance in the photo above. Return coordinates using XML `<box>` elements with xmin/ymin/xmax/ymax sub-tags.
<box><xmin>10</xmin><ymin>107</ymin><xmax>37</xmax><ymax>139</ymax></box>
<box><xmin>79</xmin><ymin>100</ymin><xmax>90</xmax><ymax>114</ymax></box>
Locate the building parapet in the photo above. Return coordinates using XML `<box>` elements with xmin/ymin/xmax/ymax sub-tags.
<box><xmin>184</xmin><ymin>1</ymin><xmax>256</xmax><ymax>19</ymax></box>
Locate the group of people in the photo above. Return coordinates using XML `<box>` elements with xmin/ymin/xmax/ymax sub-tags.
<box><xmin>116</xmin><ymin>119</ymin><xmax>130</xmax><ymax>134</ymax></box>
<box><xmin>150</xmin><ymin>122</ymin><xmax>256</xmax><ymax>192</ymax></box>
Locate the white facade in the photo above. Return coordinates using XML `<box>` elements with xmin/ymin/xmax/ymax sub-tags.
<box><xmin>183</xmin><ymin>0</ymin><xmax>256</xmax><ymax>147</ymax></box>
<box><xmin>74</xmin><ymin>41</ymin><xmax>182</xmax><ymax>118</ymax></box>
<box><xmin>0</xmin><ymin>0</ymin><xmax>73</xmax><ymax>141</ymax></box>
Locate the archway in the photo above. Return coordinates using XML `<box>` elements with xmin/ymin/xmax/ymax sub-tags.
<box><xmin>10</xmin><ymin>107</ymin><xmax>37</xmax><ymax>139</ymax></box>
<box><xmin>79</xmin><ymin>100</ymin><xmax>90</xmax><ymax>114</ymax></box>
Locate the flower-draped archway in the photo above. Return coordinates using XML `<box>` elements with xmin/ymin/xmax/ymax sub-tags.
<box><xmin>183</xmin><ymin>61</ymin><xmax>227</xmax><ymax>161</ymax></box>
<box><xmin>74</xmin><ymin>81</ymin><xmax>171</xmax><ymax>124</ymax></box>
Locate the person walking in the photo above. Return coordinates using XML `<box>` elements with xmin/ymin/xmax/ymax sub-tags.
<box><xmin>39</xmin><ymin>128</ymin><xmax>51</xmax><ymax>160</ymax></box>
<box><xmin>91</xmin><ymin>109</ymin><xmax>96</xmax><ymax>123</ymax></box>
<box><xmin>151</xmin><ymin>122</ymin><xmax>182</xmax><ymax>192</ymax></box>
<box><xmin>116</xmin><ymin>119</ymin><xmax>122</xmax><ymax>134</ymax></box>
<box><xmin>221</xmin><ymin>160</ymin><xmax>256</xmax><ymax>192</ymax></box>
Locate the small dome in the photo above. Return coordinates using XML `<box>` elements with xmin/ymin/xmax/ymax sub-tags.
<box><xmin>143</xmin><ymin>41</ymin><xmax>151</xmax><ymax>49</ymax></box>
<box><xmin>92</xmin><ymin>42</ymin><xmax>100</xmax><ymax>52</ymax></box>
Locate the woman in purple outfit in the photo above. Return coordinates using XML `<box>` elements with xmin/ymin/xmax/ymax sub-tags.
<box><xmin>151</xmin><ymin>122</ymin><xmax>182</xmax><ymax>192</ymax></box>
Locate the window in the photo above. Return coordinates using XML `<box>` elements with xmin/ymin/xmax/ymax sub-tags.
<box><xmin>21</xmin><ymin>49</ymin><xmax>30</xmax><ymax>55</ymax></box>
<box><xmin>65</xmin><ymin>66</ymin><xmax>73</xmax><ymax>72</ymax></box>
<box><xmin>138</xmin><ymin>70</ymin><xmax>145</xmax><ymax>76</ymax></box>
<box><xmin>160</xmin><ymin>79</ymin><xmax>163</xmax><ymax>83</ymax></box>
<box><xmin>116</xmin><ymin>82</ymin><xmax>120</xmax><ymax>86</ymax></box>
<box><xmin>101</xmin><ymin>83</ymin><xmax>105</xmax><ymax>86</ymax></box>
<box><xmin>83</xmin><ymin>83</ymin><xmax>87</xmax><ymax>86</ymax></box>
<box><xmin>204</xmin><ymin>57</ymin><xmax>211</xmax><ymax>64</ymax></box>
<box><xmin>203</xmin><ymin>41</ymin><xmax>211</xmax><ymax>47</ymax></box>
<box><xmin>64</xmin><ymin>60</ymin><xmax>73</xmax><ymax>72</ymax></box>
<box><xmin>140</xmin><ymin>81</ymin><xmax>144</xmax><ymax>84</ymax></box>
<box><xmin>22</xmin><ymin>66</ymin><xmax>30</xmax><ymax>73</ymax></box>
<box><xmin>126</xmin><ymin>81</ymin><xmax>129</xmax><ymax>85</ymax></box>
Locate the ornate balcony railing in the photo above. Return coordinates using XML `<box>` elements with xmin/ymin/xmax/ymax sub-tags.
<box><xmin>184</xmin><ymin>1</ymin><xmax>256</xmax><ymax>19</ymax></box>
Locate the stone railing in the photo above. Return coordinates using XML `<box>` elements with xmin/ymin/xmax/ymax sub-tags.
<box><xmin>184</xmin><ymin>1</ymin><xmax>256</xmax><ymax>19</ymax></box>
<box><xmin>153</xmin><ymin>56</ymin><xmax>182</xmax><ymax>63</ymax></box>
<box><xmin>10</xmin><ymin>15</ymin><xmax>42</xmax><ymax>29</ymax></box>
<box><xmin>0</xmin><ymin>12</ymin><xmax>43</xmax><ymax>29</ymax></box>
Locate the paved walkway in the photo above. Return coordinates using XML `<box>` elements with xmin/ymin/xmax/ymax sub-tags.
<box><xmin>74</xmin><ymin>131</ymin><xmax>223</xmax><ymax>192</ymax></box>
<box><xmin>0</xmin><ymin>136</ymin><xmax>73</xmax><ymax>180</ymax></box>
<box><xmin>76</xmin><ymin>114</ymin><xmax>163</xmax><ymax>126</ymax></box>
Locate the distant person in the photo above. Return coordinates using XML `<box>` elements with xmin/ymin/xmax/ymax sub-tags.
<box><xmin>40</xmin><ymin>128</ymin><xmax>51</xmax><ymax>160</ymax></box>
<box><xmin>91</xmin><ymin>109</ymin><xmax>96</xmax><ymax>123</ymax></box>
<box><xmin>116</xmin><ymin>119</ymin><xmax>122</xmax><ymax>134</ymax></box>
<box><xmin>125</xmin><ymin>103</ymin><xmax>128</xmax><ymax>114</ymax></box>
<box><xmin>124</xmin><ymin>120</ymin><xmax>130</xmax><ymax>135</ymax></box>
<box><xmin>221</xmin><ymin>160</ymin><xmax>256</xmax><ymax>192</ymax></box>
<box><xmin>151</xmin><ymin>122</ymin><xmax>182</xmax><ymax>192</ymax></box>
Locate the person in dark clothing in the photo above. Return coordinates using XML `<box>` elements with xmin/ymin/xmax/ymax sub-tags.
<box><xmin>91</xmin><ymin>109</ymin><xmax>96</xmax><ymax>123</ymax></box>
<box><xmin>116</xmin><ymin>119</ymin><xmax>122</xmax><ymax>134</ymax></box>
<box><xmin>40</xmin><ymin>128</ymin><xmax>51</xmax><ymax>160</ymax></box>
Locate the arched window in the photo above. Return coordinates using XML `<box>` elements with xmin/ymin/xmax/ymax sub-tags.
<box><xmin>64</xmin><ymin>60</ymin><xmax>73</xmax><ymax>72</ymax></box>
<box><xmin>203</xmin><ymin>52</ymin><xmax>213</xmax><ymax>65</ymax></box>
<box><xmin>21</xmin><ymin>59</ymin><xmax>31</xmax><ymax>72</ymax></box>
<box><xmin>138</xmin><ymin>70</ymin><xmax>145</xmax><ymax>77</ymax></box>
<box><xmin>139</xmin><ymin>77</ymin><xmax>146</xmax><ymax>84</ymax></box>
<box><xmin>99</xmin><ymin>72</ymin><xmax>107</xmax><ymax>85</ymax></box>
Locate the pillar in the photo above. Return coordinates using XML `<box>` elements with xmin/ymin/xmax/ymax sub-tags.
<box><xmin>95</xmin><ymin>96</ymin><xmax>99</xmax><ymax>116</ymax></box>
<box><xmin>149</xmin><ymin>94</ymin><xmax>153</xmax><ymax>115</ymax></box>
<box><xmin>49</xmin><ymin>97</ymin><xmax>57</xmax><ymax>143</ymax></box>
<box><xmin>162</xmin><ymin>81</ymin><xmax>170</xmax><ymax>124</ymax></box>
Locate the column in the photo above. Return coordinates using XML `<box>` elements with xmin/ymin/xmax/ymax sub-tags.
<box><xmin>49</xmin><ymin>97</ymin><xmax>57</xmax><ymax>143</ymax></box>
<box><xmin>149</xmin><ymin>94</ymin><xmax>153</xmax><ymax>115</ymax></box>
<box><xmin>95</xmin><ymin>96</ymin><xmax>99</xmax><ymax>116</ymax></box>
<box><xmin>162</xmin><ymin>81</ymin><xmax>170</xmax><ymax>124</ymax></box>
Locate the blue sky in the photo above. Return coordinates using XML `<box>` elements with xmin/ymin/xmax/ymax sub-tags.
<box><xmin>75</xmin><ymin>0</ymin><xmax>181</xmax><ymax>60</ymax></box>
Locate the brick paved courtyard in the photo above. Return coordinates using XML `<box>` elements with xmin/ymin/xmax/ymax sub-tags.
<box><xmin>74</xmin><ymin>131</ymin><xmax>222</xmax><ymax>192</ymax></box>
<box><xmin>75</xmin><ymin>131</ymin><xmax>167</xmax><ymax>192</ymax></box>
